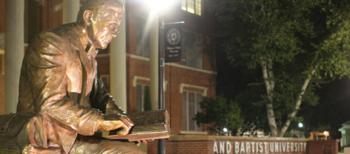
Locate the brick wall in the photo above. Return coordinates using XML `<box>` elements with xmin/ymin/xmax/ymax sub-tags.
<box><xmin>148</xmin><ymin>135</ymin><xmax>339</xmax><ymax>154</ymax></box>
<box><xmin>0</xmin><ymin>0</ymin><xmax>4</xmax><ymax>33</ymax></box>
<box><xmin>165</xmin><ymin>135</ymin><xmax>312</xmax><ymax>154</ymax></box>
<box><xmin>127</xmin><ymin>57</ymin><xmax>151</xmax><ymax>113</ymax></box>
<box><xmin>306</xmin><ymin>140</ymin><xmax>338</xmax><ymax>154</ymax></box>
<box><xmin>126</xmin><ymin>56</ymin><xmax>216</xmax><ymax>133</ymax></box>
<box><xmin>166</xmin><ymin>141</ymin><xmax>213</xmax><ymax>154</ymax></box>
<box><xmin>165</xmin><ymin>65</ymin><xmax>216</xmax><ymax>133</ymax></box>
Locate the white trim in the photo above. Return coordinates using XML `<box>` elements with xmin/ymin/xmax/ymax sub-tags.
<box><xmin>127</xmin><ymin>53</ymin><xmax>217</xmax><ymax>75</ymax></box>
<box><xmin>179</xmin><ymin>131</ymin><xmax>208</xmax><ymax>135</ymax></box>
<box><xmin>132</xmin><ymin>75</ymin><xmax>168</xmax><ymax>91</ymax></box>
<box><xmin>166</xmin><ymin>63</ymin><xmax>216</xmax><ymax>75</ymax></box>
<box><xmin>127</xmin><ymin>53</ymin><xmax>150</xmax><ymax>61</ymax></box>
<box><xmin>180</xmin><ymin>83</ymin><xmax>208</xmax><ymax>96</ymax></box>
<box><xmin>186</xmin><ymin>92</ymin><xmax>189</xmax><ymax>130</ymax></box>
<box><xmin>132</xmin><ymin>76</ymin><xmax>150</xmax><ymax>87</ymax></box>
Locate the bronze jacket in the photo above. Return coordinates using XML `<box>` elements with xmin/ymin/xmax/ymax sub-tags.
<box><xmin>17</xmin><ymin>23</ymin><xmax>124</xmax><ymax>153</ymax></box>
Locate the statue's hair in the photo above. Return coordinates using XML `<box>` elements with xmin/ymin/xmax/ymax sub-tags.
<box><xmin>77</xmin><ymin>0</ymin><xmax>124</xmax><ymax>23</ymax></box>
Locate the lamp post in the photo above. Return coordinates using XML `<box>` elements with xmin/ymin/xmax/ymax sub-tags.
<box><xmin>158</xmin><ymin>18</ymin><xmax>166</xmax><ymax>154</ymax></box>
<box><xmin>158</xmin><ymin>19</ymin><xmax>184</xmax><ymax>154</ymax></box>
<box><xmin>143</xmin><ymin>1</ymin><xmax>177</xmax><ymax>153</ymax></box>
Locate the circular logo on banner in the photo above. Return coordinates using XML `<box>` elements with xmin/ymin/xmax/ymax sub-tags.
<box><xmin>166</xmin><ymin>28</ymin><xmax>181</xmax><ymax>46</ymax></box>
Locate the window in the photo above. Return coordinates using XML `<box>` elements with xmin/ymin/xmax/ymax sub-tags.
<box><xmin>100</xmin><ymin>75</ymin><xmax>110</xmax><ymax>91</ymax></box>
<box><xmin>0</xmin><ymin>33</ymin><xmax>4</xmax><ymax>75</ymax></box>
<box><xmin>134</xmin><ymin>13</ymin><xmax>151</xmax><ymax>57</ymax></box>
<box><xmin>182</xmin><ymin>89</ymin><xmax>204</xmax><ymax>131</ymax></box>
<box><xmin>181</xmin><ymin>0</ymin><xmax>202</xmax><ymax>16</ymax></box>
<box><xmin>136</xmin><ymin>83</ymin><xmax>151</xmax><ymax>112</ymax></box>
<box><xmin>181</xmin><ymin>30</ymin><xmax>203</xmax><ymax>68</ymax></box>
<box><xmin>0</xmin><ymin>53</ymin><xmax>3</xmax><ymax>75</ymax></box>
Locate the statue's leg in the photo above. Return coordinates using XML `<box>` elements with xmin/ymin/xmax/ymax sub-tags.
<box><xmin>70</xmin><ymin>138</ymin><xmax>145</xmax><ymax>154</ymax></box>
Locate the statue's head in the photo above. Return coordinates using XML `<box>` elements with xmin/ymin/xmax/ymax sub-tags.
<box><xmin>77</xmin><ymin>0</ymin><xmax>124</xmax><ymax>49</ymax></box>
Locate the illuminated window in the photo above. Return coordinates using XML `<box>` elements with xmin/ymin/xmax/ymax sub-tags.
<box><xmin>181</xmin><ymin>0</ymin><xmax>202</xmax><ymax>16</ymax></box>
<box><xmin>181</xmin><ymin>0</ymin><xmax>187</xmax><ymax>10</ymax></box>
<box><xmin>100</xmin><ymin>75</ymin><xmax>110</xmax><ymax>91</ymax></box>
<box><xmin>0</xmin><ymin>53</ymin><xmax>3</xmax><ymax>75</ymax></box>
<box><xmin>136</xmin><ymin>83</ymin><xmax>151</xmax><ymax>112</ymax></box>
<box><xmin>195</xmin><ymin>0</ymin><xmax>202</xmax><ymax>16</ymax></box>
<box><xmin>0</xmin><ymin>33</ymin><xmax>3</xmax><ymax>75</ymax></box>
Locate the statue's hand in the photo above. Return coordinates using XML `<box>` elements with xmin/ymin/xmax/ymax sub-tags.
<box><xmin>136</xmin><ymin>139</ymin><xmax>155</xmax><ymax>145</ymax></box>
<box><xmin>98</xmin><ymin>117</ymin><xmax>134</xmax><ymax>135</ymax></box>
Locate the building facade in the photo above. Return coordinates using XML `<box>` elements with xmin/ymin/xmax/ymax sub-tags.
<box><xmin>0</xmin><ymin>0</ymin><xmax>216</xmax><ymax>152</ymax></box>
<box><xmin>124</xmin><ymin>0</ymin><xmax>216</xmax><ymax>133</ymax></box>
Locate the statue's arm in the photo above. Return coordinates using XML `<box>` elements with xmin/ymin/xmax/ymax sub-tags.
<box><xmin>90</xmin><ymin>76</ymin><xmax>126</xmax><ymax>116</ymax></box>
<box><xmin>27</xmin><ymin>32</ymin><xmax>103</xmax><ymax>136</ymax></box>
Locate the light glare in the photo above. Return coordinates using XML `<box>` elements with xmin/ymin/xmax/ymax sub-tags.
<box><xmin>145</xmin><ymin>0</ymin><xmax>176</xmax><ymax>13</ymax></box>
<box><xmin>323</xmin><ymin>131</ymin><xmax>329</xmax><ymax>137</ymax></box>
<box><xmin>223</xmin><ymin>128</ymin><xmax>228</xmax><ymax>133</ymax></box>
<box><xmin>298</xmin><ymin>122</ymin><xmax>304</xmax><ymax>128</ymax></box>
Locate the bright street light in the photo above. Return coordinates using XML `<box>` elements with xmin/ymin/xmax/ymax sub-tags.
<box><xmin>298</xmin><ymin>122</ymin><xmax>304</xmax><ymax>128</ymax></box>
<box><xmin>323</xmin><ymin>131</ymin><xmax>329</xmax><ymax>137</ymax></box>
<box><xmin>223</xmin><ymin>127</ymin><xmax>228</xmax><ymax>133</ymax></box>
<box><xmin>142</xmin><ymin>0</ymin><xmax>177</xmax><ymax>14</ymax></box>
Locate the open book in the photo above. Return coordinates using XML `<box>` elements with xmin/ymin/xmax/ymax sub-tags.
<box><xmin>101</xmin><ymin>110</ymin><xmax>170</xmax><ymax>141</ymax></box>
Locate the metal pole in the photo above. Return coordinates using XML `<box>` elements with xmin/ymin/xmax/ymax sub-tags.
<box><xmin>157</xmin><ymin>16</ymin><xmax>166</xmax><ymax>154</ymax></box>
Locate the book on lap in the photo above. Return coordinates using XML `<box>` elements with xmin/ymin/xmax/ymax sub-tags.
<box><xmin>101</xmin><ymin>110</ymin><xmax>170</xmax><ymax>141</ymax></box>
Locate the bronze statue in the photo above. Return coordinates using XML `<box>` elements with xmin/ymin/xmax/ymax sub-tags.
<box><xmin>1</xmin><ymin>0</ymin><xmax>146</xmax><ymax>153</ymax></box>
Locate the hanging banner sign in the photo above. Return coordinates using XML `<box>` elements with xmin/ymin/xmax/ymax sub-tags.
<box><xmin>164</xmin><ymin>24</ymin><xmax>182</xmax><ymax>62</ymax></box>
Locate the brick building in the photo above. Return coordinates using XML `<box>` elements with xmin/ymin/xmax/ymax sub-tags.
<box><xmin>0</xmin><ymin>0</ymin><xmax>216</xmax><ymax>152</ymax></box>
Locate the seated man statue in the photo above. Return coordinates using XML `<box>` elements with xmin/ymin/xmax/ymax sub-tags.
<box><xmin>13</xmin><ymin>0</ymin><xmax>144</xmax><ymax>153</ymax></box>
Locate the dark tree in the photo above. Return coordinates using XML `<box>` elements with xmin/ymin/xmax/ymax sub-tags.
<box><xmin>213</xmin><ymin>0</ymin><xmax>350</xmax><ymax>136</ymax></box>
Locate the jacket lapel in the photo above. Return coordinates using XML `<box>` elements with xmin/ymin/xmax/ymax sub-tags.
<box><xmin>68</xmin><ymin>30</ymin><xmax>88</xmax><ymax>105</ymax></box>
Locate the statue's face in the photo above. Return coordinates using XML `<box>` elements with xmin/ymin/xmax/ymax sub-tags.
<box><xmin>86</xmin><ymin>6</ymin><xmax>123</xmax><ymax>49</ymax></box>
